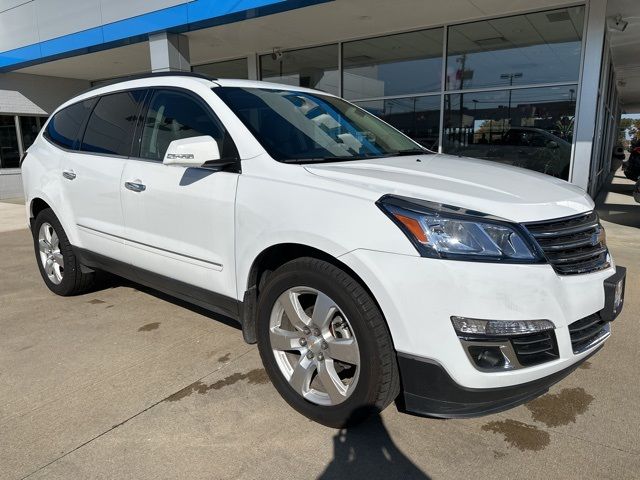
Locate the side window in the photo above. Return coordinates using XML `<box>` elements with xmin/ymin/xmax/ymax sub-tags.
<box><xmin>81</xmin><ymin>90</ymin><xmax>146</xmax><ymax>156</ymax></box>
<box><xmin>139</xmin><ymin>90</ymin><xmax>228</xmax><ymax>161</ymax></box>
<box><xmin>45</xmin><ymin>99</ymin><xmax>95</xmax><ymax>150</ymax></box>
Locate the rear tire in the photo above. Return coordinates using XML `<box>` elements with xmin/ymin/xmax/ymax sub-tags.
<box><xmin>32</xmin><ymin>208</ymin><xmax>95</xmax><ymax>296</ymax></box>
<box><xmin>256</xmin><ymin>257</ymin><xmax>400</xmax><ymax>427</ymax></box>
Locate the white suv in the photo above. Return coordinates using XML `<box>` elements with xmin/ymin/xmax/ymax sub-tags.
<box><xmin>22</xmin><ymin>73</ymin><xmax>626</xmax><ymax>427</ymax></box>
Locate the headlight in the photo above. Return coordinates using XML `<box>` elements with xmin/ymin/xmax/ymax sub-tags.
<box><xmin>377</xmin><ymin>195</ymin><xmax>542</xmax><ymax>262</ymax></box>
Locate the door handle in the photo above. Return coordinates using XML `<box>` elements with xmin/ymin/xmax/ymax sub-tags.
<box><xmin>62</xmin><ymin>169</ymin><xmax>76</xmax><ymax>180</ymax></box>
<box><xmin>124</xmin><ymin>181</ymin><xmax>146</xmax><ymax>192</ymax></box>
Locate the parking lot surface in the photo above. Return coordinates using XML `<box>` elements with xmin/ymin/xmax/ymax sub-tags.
<box><xmin>1</xmin><ymin>175</ymin><xmax>639</xmax><ymax>480</ymax></box>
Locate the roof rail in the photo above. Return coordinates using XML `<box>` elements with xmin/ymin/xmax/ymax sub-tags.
<box><xmin>82</xmin><ymin>71</ymin><xmax>218</xmax><ymax>94</ymax></box>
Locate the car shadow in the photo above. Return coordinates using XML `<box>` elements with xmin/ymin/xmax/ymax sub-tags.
<box><xmin>317</xmin><ymin>408</ymin><xmax>430</xmax><ymax>480</ymax></box>
<box><xmin>607</xmin><ymin>182</ymin><xmax>635</xmax><ymax>196</ymax></box>
<box><xmin>89</xmin><ymin>272</ymin><xmax>242</xmax><ymax>331</ymax></box>
<box><xmin>597</xmin><ymin>204</ymin><xmax>640</xmax><ymax>229</ymax></box>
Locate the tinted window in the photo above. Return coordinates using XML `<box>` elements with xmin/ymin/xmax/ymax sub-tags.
<box><xmin>214</xmin><ymin>87</ymin><xmax>422</xmax><ymax>163</ymax></box>
<box><xmin>46</xmin><ymin>99</ymin><xmax>95</xmax><ymax>150</ymax></box>
<box><xmin>0</xmin><ymin>115</ymin><xmax>20</xmax><ymax>169</ymax></box>
<box><xmin>19</xmin><ymin>116</ymin><xmax>45</xmax><ymax>151</ymax></box>
<box><xmin>81</xmin><ymin>90</ymin><xmax>146</xmax><ymax>156</ymax></box>
<box><xmin>139</xmin><ymin>90</ymin><xmax>226</xmax><ymax>161</ymax></box>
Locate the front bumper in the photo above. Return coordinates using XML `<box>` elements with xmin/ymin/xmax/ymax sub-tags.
<box><xmin>396</xmin><ymin>348</ymin><xmax>599</xmax><ymax>418</ymax></box>
<box><xmin>339</xmin><ymin>249</ymin><xmax>620</xmax><ymax>390</ymax></box>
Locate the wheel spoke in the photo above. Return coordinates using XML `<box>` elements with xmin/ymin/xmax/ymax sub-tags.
<box><xmin>53</xmin><ymin>263</ymin><xmax>63</xmax><ymax>281</ymax></box>
<box><xmin>50</xmin><ymin>231</ymin><xmax>59</xmax><ymax>250</ymax></box>
<box><xmin>44</xmin><ymin>225</ymin><xmax>53</xmax><ymax>243</ymax></box>
<box><xmin>52</xmin><ymin>251</ymin><xmax>64</xmax><ymax>265</ymax></box>
<box><xmin>38</xmin><ymin>238</ymin><xmax>50</xmax><ymax>253</ymax></box>
<box><xmin>288</xmin><ymin>355</ymin><xmax>315</xmax><ymax>396</ymax></box>
<box><xmin>317</xmin><ymin>361</ymin><xmax>347</xmax><ymax>404</ymax></box>
<box><xmin>326</xmin><ymin>337</ymin><xmax>359</xmax><ymax>365</ymax></box>
<box><xmin>311</xmin><ymin>292</ymin><xmax>336</xmax><ymax>331</ymax></box>
<box><xmin>45</xmin><ymin>258</ymin><xmax>55</xmax><ymax>276</ymax></box>
<box><xmin>270</xmin><ymin>327</ymin><xmax>303</xmax><ymax>351</ymax></box>
<box><xmin>278</xmin><ymin>291</ymin><xmax>309</xmax><ymax>331</ymax></box>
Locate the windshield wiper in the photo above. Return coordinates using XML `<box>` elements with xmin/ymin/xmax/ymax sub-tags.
<box><xmin>287</xmin><ymin>155</ymin><xmax>383</xmax><ymax>164</ymax></box>
<box><xmin>388</xmin><ymin>148</ymin><xmax>431</xmax><ymax>156</ymax></box>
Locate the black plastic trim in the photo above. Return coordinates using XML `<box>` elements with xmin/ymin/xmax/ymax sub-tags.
<box><xmin>73</xmin><ymin>246</ymin><xmax>241</xmax><ymax>321</ymax></box>
<box><xmin>396</xmin><ymin>349</ymin><xmax>600</xmax><ymax>418</ymax></box>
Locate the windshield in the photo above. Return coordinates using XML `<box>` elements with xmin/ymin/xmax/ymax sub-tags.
<box><xmin>213</xmin><ymin>86</ymin><xmax>430</xmax><ymax>163</ymax></box>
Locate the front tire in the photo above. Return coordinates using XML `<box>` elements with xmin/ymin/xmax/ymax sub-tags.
<box><xmin>32</xmin><ymin>208</ymin><xmax>95</xmax><ymax>296</ymax></box>
<box><xmin>256</xmin><ymin>257</ymin><xmax>400</xmax><ymax>427</ymax></box>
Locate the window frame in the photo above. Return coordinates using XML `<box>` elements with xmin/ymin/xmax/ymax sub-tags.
<box><xmin>131</xmin><ymin>86</ymin><xmax>239</xmax><ymax>165</ymax></box>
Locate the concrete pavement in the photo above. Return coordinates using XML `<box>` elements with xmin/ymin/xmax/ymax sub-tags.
<box><xmin>1</xmin><ymin>176</ymin><xmax>639</xmax><ymax>479</ymax></box>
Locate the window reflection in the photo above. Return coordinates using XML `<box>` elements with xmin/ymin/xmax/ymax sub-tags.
<box><xmin>356</xmin><ymin>96</ymin><xmax>441</xmax><ymax>151</ymax></box>
<box><xmin>19</xmin><ymin>116</ymin><xmax>43</xmax><ymax>151</ymax></box>
<box><xmin>0</xmin><ymin>115</ymin><xmax>20</xmax><ymax>169</ymax></box>
<box><xmin>443</xmin><ymin>86</ymin><xmax>577</xmax><ymax>179</ymax></box>
<box><xmin>343</xmin><ymin>28</ymin><xmax>443</xmax><ymax>100</ymax></box>
<box><xmin>446</xmin><ymin>7</ymin><xmax>584</xmax><ymax>90</ymax></box>
<box><xmin>193</xmin><ymin>58</ymin><xmax>248</xmax><ymax>79</ymax></box>
<box><xmin>260</xmin><ymin>44</ymin><xmax>339</xmax><ymax>95</ymax></box>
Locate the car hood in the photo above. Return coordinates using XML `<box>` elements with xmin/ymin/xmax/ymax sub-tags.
<box><xmin>304</xmin><ymin>154</ymin><xmax>594</xmax><ymax>223</ymax></box>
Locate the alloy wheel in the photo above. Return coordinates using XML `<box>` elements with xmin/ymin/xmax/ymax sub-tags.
<box><xmin>269</xmin><ymin>287</ymin><xmax>360</xmax><ymax>406</ymax></box>
<box><xmin>38</xmin><ymin>222</ymin><xmax>64</xmax><ymax>285</ymax></box>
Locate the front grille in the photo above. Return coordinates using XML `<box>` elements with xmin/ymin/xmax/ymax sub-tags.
<box><xmin>525</xmin><ymin>211</ymin><xmax>610</xmax><ymax>275</ymax></box>
<box><xmin>510</xmin><ymin>330</ymin><xmax>558</xmax><ymax>366</ymax></box>
<box><xmin>569</xmin><ymin>314</ymin><xmax>609</xmax><ymax>353</ymax></box>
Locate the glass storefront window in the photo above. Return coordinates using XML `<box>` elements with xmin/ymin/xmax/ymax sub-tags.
<box><xmin>343</xmin><ymin>28</ymin><xmax>443</xmax><ymax>100</ymax></box>
<box><xmin>356</xmin><ymin>95</ymin><xmax>441</xmax><ymax>150</ymax></box>
<box><xmin>193</xmin><ymin>58</ymin><xmax>248</xmax><ymax>79</ymax></box>
<box><xmin>443</xmin><ymin>86</ymin><xmax>577</xmax><ymax>179</ymax></box>
<box><xmin>446</xmin><ymin>6</ymin><xmax>585</xmax><ymax>91</ymax></box>
<box><xmin>0</xmin><ymin>115</ymin><xmax>20</xmax><ymax>169</ymax></box>
<box><xmin>260</xmin><ymin>44</ymin><xmax>339</xmax><ymax>95</ymax></box>
<box><xmin>19</xmin><ymin>116</ymin><xmax>44</xmax><ymax>151</ymax></box>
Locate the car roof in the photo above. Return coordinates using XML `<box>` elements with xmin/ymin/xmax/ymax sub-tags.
<box><xmin>57</xmin><ymin>73</ymin><xmax>336</xmax><ymax>113</ymax></box>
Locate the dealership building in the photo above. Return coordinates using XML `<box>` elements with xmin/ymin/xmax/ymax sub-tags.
<box><xmin>1</xmin><ymin>0</ymin><xmax>639</xmax><ymax>199</ymax></box>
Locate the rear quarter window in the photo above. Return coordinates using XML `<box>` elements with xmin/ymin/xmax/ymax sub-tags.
<box><xmin>45</xmin><ymin>99</ymin><xmax>96</xmax><ymax>150</ymax></box>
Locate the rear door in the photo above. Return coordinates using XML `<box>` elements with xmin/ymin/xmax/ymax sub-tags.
<box><xmin>121</xmin><ymin>88</ymin><xmax>239</xmax><ymax>302</ymax></box>
<box><xmin>63</xmin><ymin>90</ymin><xmax>147</xmax><ymax>262</ymax></box>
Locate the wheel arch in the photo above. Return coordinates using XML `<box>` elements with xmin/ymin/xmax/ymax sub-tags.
<box><xmin>240</xmin><ymin>243</ymin><xmax>386</xmax><ymax>346</ymax></box>
<box><xmin>29</xmin><ymin>196</ymin><xmax>55</xmax><ymax>231</ymax></box>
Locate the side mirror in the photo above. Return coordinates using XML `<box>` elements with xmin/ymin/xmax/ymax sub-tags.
<box><xmin>546</xmin><ymin>140</ymin><xmax>559</xmax><ymax>149</ymax></box>
<box><xmin>163</xmin><ymin>136</ymin><xmax>220</xmax><ymax>167</ymax></box>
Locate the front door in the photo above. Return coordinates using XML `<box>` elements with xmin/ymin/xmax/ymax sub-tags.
<box><xmin>121</xmin><ymin>88</ymin><xmax>239</xmax><ymax>302</ymax></box>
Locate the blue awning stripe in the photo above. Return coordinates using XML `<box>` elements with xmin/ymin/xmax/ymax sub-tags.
<box><xmin>0</xmin><ymin>0</ymin><xmax>330</xmax><ymax>71</ymax></box>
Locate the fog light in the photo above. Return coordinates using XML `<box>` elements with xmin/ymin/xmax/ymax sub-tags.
<box><xmin>468</xmin><ymin>346</ymin><xmax>505</xmax><ymax>369</ymax></box>
<box><xmin>451</xmin><ymin>317</ymin><xmax>554</xmax><ymax>336</ymax></box>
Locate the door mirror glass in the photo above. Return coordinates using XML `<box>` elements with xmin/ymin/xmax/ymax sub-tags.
<box><xmin>163</xmin><ymin>135</ymin><xmax>220</xmax><ymax>167</ymax></box>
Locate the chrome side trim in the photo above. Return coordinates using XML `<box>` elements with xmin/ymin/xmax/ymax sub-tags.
<box><xmin>76</xmin><ymin>224</ymin><xmax>223</xmax><ymax>268</ymax></box>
